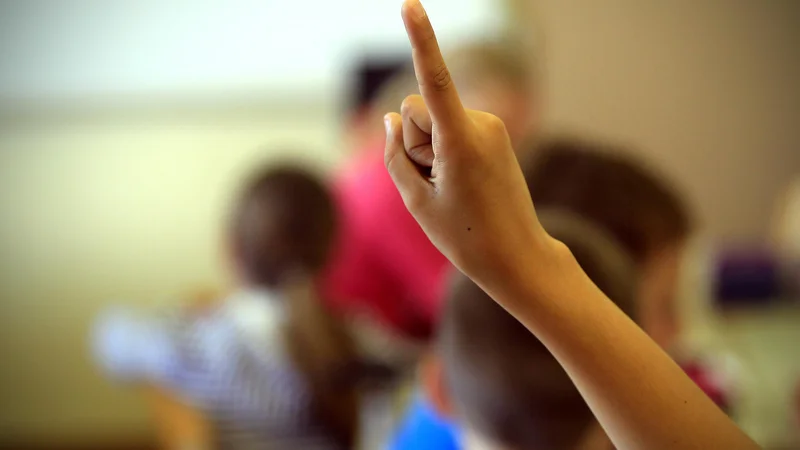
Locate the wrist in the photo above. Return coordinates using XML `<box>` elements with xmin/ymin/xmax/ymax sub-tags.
<box><xmin>514</xmin><ymin>234</ymin><xmax>576</xmax><ymax>302</ymax></box>
<box><xmin>477</xmin><ymin>233</ymin><xmax>576</xmax><ymax>317</ymax></box>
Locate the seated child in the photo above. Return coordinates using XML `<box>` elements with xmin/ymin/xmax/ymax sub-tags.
<box><xmin>523</xmin><ymin>137</ymin><xmax>735</xmax><ymax>410</ymax></box>
<box><xmin>390</xmin><ymin>210</ymin><xmax>637</xmax><ymax>450</ymax></box>
<box><xmin>94</xmin><ymin>166</ymin><xmax>361</xmax><ymax>450</ymax></box>
<box><xmin>522</xmin><ymin>137</ymin><xmax>692</xmax><ymax>352</ymax></box>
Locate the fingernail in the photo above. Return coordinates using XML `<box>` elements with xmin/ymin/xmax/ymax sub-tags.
<box><xmin>408</xmin><ymin>0</ymin><xmax>426</xmax><ymax>20</ymax></box>
<box><xmin>384</xmin><ymin>115</ymin><xmax>391</xmax><ymax>134</ymax></box>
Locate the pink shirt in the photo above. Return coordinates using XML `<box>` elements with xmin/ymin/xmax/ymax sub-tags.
<box><xmin>322</xmin><ymin>149</ymin><xmax>451</xmax><ymax>338</ymax></box>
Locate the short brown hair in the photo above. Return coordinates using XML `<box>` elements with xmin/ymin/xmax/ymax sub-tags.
<box><xmin>229</xmin><ymin>165</ymin><xmax>336</xmax><ymax>287</ymax></box>
<box><xmin>438</xmin><ymin>212</ymin><xmax>636</xmax><ymax>449</ymax></box>
<box><xmin>524</xmin><ymin>137</ymin><xmax>691</xmax><ymax>264</ymax></box>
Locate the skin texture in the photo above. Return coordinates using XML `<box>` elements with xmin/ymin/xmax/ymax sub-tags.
<box><xmin>638</xmin><ymin>243</ymin><xmax>685</xmax><ymax>350</ymax></box>
<box><xmin>384</xmin><ymin>1</ymin><xmax>760</xmax><ymax>449</ymax></box>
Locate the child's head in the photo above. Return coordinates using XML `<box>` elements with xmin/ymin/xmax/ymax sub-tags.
<box><xmin>524</xmin><ymin>138</ymin><xmax>692</xmax><ymax>349</ymax></box>
<box><xmin>345</xmin><ymin>57</ymin><xmax>413</xmax><ymax>151</ymax></box>
<box><xmin>229</xmin><ymin>165</ymin><xmax>362</xmax><ymax>446</ymax></box>
<box><xmin>423</xmin><ymin>211</ymin><xmax>636</xmax><ymax>450</ymax></box>
<box><xmin>356</xmin><ymin>38</ymin><xmax>538</xmax><ymax>151</ymax></box>
<box><xmin>228</xmin><ymin>165</ymin><xmax>336</xmax><ymax>288</ymax></box>
<box><xmin>447</xmin><ymin>38</ymin><xmax>539</xmax><ymax>148</ymax></box>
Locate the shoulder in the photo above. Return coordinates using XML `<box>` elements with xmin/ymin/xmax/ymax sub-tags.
<box><xmin>334</xmin><ymin>151</ymin><xmax>403</xmax><ymax>211</ymax></box>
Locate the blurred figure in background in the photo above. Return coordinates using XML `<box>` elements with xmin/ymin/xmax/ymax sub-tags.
<box><xmin>390</xmin><ymin>210</ymin><xmax>638</xmax><ymax>450</ymax></box>
<box><xmin>524</xmin><ymin>138</ymin><xmax>692</xmax><ymax>351</ymax></box>
<box><xmin>447</xmin><ymin>39</ymin><xmax>539</xmax><ymax>148</ymax></box>
<box><xmin>94</xmin><ymin>166</ymin><xmax>362</xmax><ymax>450</ymax></box>
<box><xmin>340</xmin><ymin>39</ymin><xmax>537</xmax><ymax>162</ymax></box>
<box><xmin>342</xmin><ymin>57</ymin><xmax>413</xmax><ymax>158</ymax></box>
<box><xmin>323</xmin><ymin>38</ymin><xmax>539</xmax><ymax>368</ymax></box>
<box><xmin>523</xmin><ymin>137</ymin><xmax>735</xmax><ymax>409</ymax></box>
<box><xmin>772</xmin><ymin>176</ymin><xmax>800</xmax><ymax>295</ymax></box>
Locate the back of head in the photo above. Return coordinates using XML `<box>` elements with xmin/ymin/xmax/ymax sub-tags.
<box><xmin>447</xmin><ymin>38</ymin><xmax>536</xmax><ymax>93</ymax></box>
<box><xmin>229</xmin><ymin>165</ymin><xmax>359</xmax><ymax>448</ymax></box>
<box><xmin>344</xmin><ymin>57</ymin><xmax>414</xmax><ymax>149</ymax></box>
<box><xmin>447</xmin><ymin>38</ymin><xmax>539</xmax><ymax>146</ymax></box>
<box><xmin>366</xmin><ymin>37</ymin><xmax>538</xmax><ymax>148</ymax></box>
<box><xmin>438</xmin><ymin>211</ymin><xmax>635</xmax><ymax>449</ymax></box>
<box><xmin>371</xmin><ymin>37</ymin><xmax>536</xmax><ymax>112</ymax></box>
<box><xmin>524</xmin><ymin>137</ymin><xmax>691</xmax><ymax>264</ymax></box>
<box><xmin>347</xmin><ymin>57</ymin><xmax>411</xmax><ymax>119</ymax></box>
<box><xmin>229</xmin><ymin>165</ymin><xmax>336</xmax><ymax>287</ymax></box>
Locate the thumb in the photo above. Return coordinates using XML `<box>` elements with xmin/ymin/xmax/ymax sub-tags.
<box><xmin>384</xmin><ymin>113</ymin><xmax>428</xmax><ymax>210</ymax></box>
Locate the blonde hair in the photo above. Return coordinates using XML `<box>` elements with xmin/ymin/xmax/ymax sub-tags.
<box><xmin>369</xmin><ymin>36</ymin><xmax>538</xmax><ymax>116</ymax></box>
<box><xmin>447</xmin><ymin>37</ymin><xmax>538</xmax><ymax>91</ymax></box>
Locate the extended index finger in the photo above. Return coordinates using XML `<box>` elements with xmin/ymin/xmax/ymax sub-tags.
<box><xmin>401</xmin><ymin>0</ymin><xmax>467</xmax><ymax>130</ymax></box>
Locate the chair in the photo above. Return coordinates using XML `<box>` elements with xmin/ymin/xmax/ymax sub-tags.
<box><xmin>143</xmin><ymin>286</ymin><xmax>222</xmax><ymax>450</ymax></box>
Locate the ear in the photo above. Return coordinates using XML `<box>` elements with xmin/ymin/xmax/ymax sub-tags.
<box><xmin>419</xmin><ymin>352</ymin><xmax>455</xmax><ymax>419</ymax></box>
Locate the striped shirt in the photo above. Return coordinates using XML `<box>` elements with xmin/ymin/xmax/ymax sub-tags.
<box><xmin>93</xmin><ymin>289</ymin><xmax>343</xmax><ymax>450</ymax></box>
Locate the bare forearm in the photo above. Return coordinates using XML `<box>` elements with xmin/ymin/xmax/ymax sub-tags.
<box><xmin>484</xmin><ymin>242</ymin><xmax>759</xmax><ymax>450</ymax></box>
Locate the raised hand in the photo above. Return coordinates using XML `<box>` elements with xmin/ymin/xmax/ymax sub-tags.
<box><xmin>385</xmin><ymin>5</ymin><xmax>762</xmax><ymax>450</ymax></box>
<box><xmin>384</xmin><ymin>0</ymin><xmax>555</xmax><ymax>294</ymax></box>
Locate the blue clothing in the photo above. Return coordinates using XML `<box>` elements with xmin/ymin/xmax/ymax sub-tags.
<box><xmin>390</xmin><ymin>396</ymin><xmax>461</xmax><ymax>450</ymax></box>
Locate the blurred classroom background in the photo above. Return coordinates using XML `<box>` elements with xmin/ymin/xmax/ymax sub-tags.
<box><xmin>1</xmin><ymin>0</ymin><xmax>799</xmax><ymax>449</ymax></box>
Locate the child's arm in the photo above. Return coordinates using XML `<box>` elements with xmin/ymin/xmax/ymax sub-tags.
<box><xmin>92</xmin><ymin>306</ymin><xmax>183</xmax><ymax>380</ymax></box>
<box><xmin>386</xmin><ymin>1</ymin><xmax>759</xmax><ymax>448</ymax></box>
<box><xmin>507</xmin><ymin>241</ymin><xmax>756</xmax><ymax>450</ymax></box>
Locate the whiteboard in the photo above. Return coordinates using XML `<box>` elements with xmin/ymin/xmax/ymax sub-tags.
<box><xmin>0</xmin><ymin>0</ymin><xmax>505</xmax><ymax>103</ymax></box>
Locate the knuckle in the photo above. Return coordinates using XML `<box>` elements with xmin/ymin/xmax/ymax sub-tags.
<box><xmin>430</xmin><ymin>64</ymin><xmax>453</xmax><ymax>91</ymax></box>
<box><xmin>400</xmin><ymin>96</ymin><xmax>416</xmax><ymax>116</ymax></box>
<box><xmin>402</xmin><ymin>181</ymin><xmax>430</xmax><ymax>213</ymax></box>
<box><xmin>402</xmin><ymin>95</ymin><xmax>428</xmax><ymax>121</ymax></box>
<box><xmin>384</xmin><ymin>148</ymin><xmax>400</xmax><ymax>174</ymax></box>
<box><xmin>405</xmin><ymin>191</ymin><xmax>425</xmax><ymax>212</ymax></box>
<box><xmin>486</xmin><ymin>114</ymin><xmax>507</xmax><ymax>133</ymax></box>
<box><xmin>407</xmin><ymin>139</ymin><xmax>434</xmax><ymax>164</ymax></box>
<box><xmin>406</xmin><ymin>145</ymin><xmax>427</xmax><ymax>164</ymax></box>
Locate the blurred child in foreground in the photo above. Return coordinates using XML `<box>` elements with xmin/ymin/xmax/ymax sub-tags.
<box><xmin>391</xmin><ymin>210</ymin><xmax>638</xmax><ymax>450</ymax></box>
<box><xmin>94</xmin><ymin>166</ymin><xmax>361</xmax><ymax>449</ymax></box>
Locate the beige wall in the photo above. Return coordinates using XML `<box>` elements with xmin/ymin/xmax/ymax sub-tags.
<box><xmin>0</xmin><ymin>102</ymin><xmax>341</xmax><ymax>442</ymax></box>
<box><xmin>521</xmin><ymin>0</ymin><xmax>800</xmax><ymax>239</ymax></box>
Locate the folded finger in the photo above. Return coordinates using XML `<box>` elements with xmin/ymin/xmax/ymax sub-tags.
<box><xmin>384</xmin><ymin>113</ymin><xmax>429</xmax><ymax>207</ymax></box>
<box><xmin>401</xmin><ymin>95</ymin><xmax>434</xmax><ymax>168</ymax></box>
